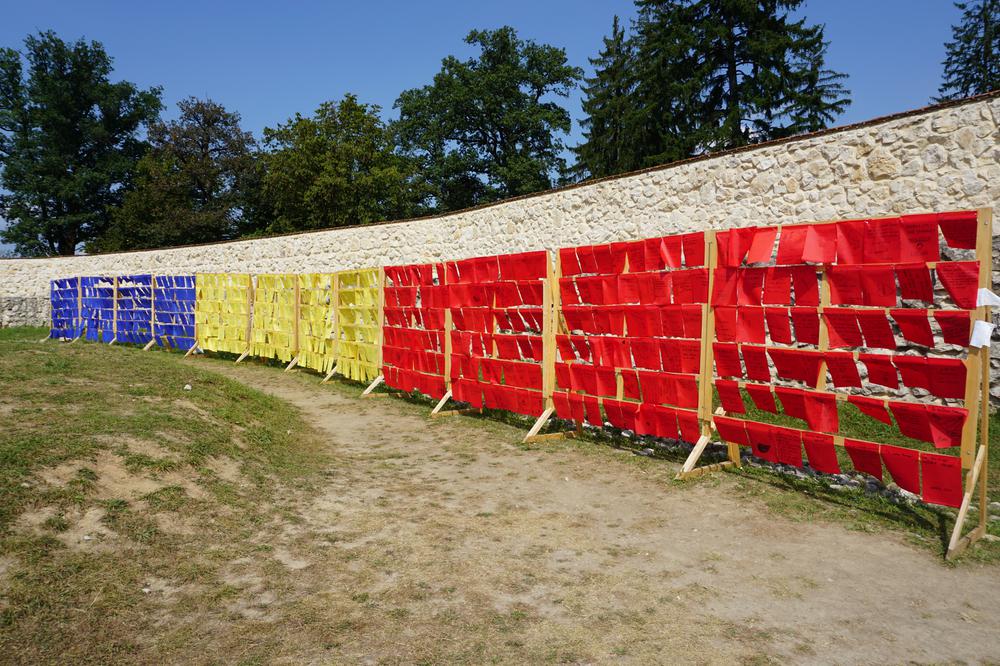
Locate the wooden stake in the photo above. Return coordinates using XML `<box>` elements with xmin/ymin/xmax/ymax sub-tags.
<box><xmin>430</xmin><ymin>390</ymin><xmax>453</xmax><ymax>416</ymax></box>
<box><xmin>522</xmin><ymin>406</ymin><xmax>555</xmax><ymax>443</ymax></box>
<box><xmin>361</xmin><ymin>374</ymin><xmax>384</xmax><ymax>396</ymax></box>
<box><xmin>109</xmin><ymin>276</ymin><xmax>119</xmax><ymax>345</ymax></box>
<box><xmin>321</xmin><ymin>363</ymin><xmax>339</xmax><ymax>383</ymax></box>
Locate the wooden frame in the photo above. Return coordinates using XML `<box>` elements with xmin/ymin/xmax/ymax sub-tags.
<box><xmin>669</xmin><ymin>210</ymin><xmax>992</xmax><ymax>559</ymax></box>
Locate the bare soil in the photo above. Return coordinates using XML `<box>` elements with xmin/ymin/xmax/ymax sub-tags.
<box><xmin>193</xmin><ymin>360</ymin><xmax>1000</xmax><ymax>664</ymax></box>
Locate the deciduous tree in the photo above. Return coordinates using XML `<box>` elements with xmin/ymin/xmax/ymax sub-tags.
<box><xmin>259</xmin><ymin>94</ymin><xmax>426</xmax><ymax>233</ymax></box>
<box><xmin>95</xmin><ymin>98</ymin><xmax>259</xmax><ymax>251</ymax></box>
<box><xmin>394</xmin><ymin>27</ymin><xmax>582</xmax><ymax>211</ymax></box>
<box><xmin>0</xmin><ymin>31</ymin><xmax>161</xmax><ymax>256</ymax></box>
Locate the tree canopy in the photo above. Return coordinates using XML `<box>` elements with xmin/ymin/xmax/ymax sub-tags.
<box><xmin>0</xmin><ymin>31</ymin><xmax>161</xmax><ymax>256</ymax></box>
<box><xmin>394</xmin><ymin>27</ymin><xmax>582</xmax><ymax>211</ymax></box>
<box><xmin>573</xmin><ymin>16</ymin><xmax>641</xmax><ymax>179</ymax></box>
<box><xmin>576</xmin><ymin>1</ymin><xmax>851</xmax><ymax>174</ymax></box>
<box><xmin>937</xmin><ymin>0</ymin><xmax>999</xmax><ymax>101</ymax></box>
<box><xmin>94</xmin><ymin>97</ymin><xmax>259</xmax><ymax>251</ymax></box>
<box><xmin>258</xmin><ymin>94</ymin><xmax>426</xmax><ymax>234</ymax></box>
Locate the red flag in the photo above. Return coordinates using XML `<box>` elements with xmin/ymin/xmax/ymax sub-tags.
<box><xmin>825</xmin><ymin>352</ymin><xmax>862</xmax><ymax>388</ymax></box>
<box><xmin>855</xmin><ymin>309</ymin><xmax>897</xmax><ymax>350</ymax></box>
<box><xmin>681</xmin><ymin>232</ymin><xmax>705</xmax><ymax>267</ymax></box>
<box><xmin>933</xmin><ymin>310</ymin><xmax>971</xmax><ymax>346</ymax></box>
<box><xmin>775</xmin><ymin>387</ymin><xmax>808</xmax><ymax>420</ymax></box>
<box><xmin>677</xmin><ymin>411</ymin><xmax>700</xmax><ymax>442</ymax></box>
<box><xmin>560</xmin><ymin>248</ymin><xmax>582</xmax><ymax>276</ymax></box>
<box><xmin>804</xmin><ymin>391</ymin><xmax>839</xmax><ymax>433</ymax></box>
<box><xmin>920</xmin><ymin>452</ymin><xmax>963</xmax><ymax>507</ymax></box>
<box><xmin>860</xmin><ymin>265</ymin><xmax>898</xmax><ymax>307</ymax></box>
<box><xmin>745</xmin><ymin>383</ymin><xmax>778</xmax><ymax>413</ymax></box>
<box><xmin>860</xmin><ymin>354</ymin><xmax>899</xmax><ymax>389</ymax></box>
<box><xmin>926</xmin><ymin>404</ymin><xmax>968</xmax><ymax>448</ymax></box>
<box><xmin>762</xmin><ymin>267</ymin><xmax>793</xmax><ymax>304</ymax></box>
<box><xmin>827</xmin><ymin>266</ymin><xmax>864</xmax><ymax>305</ymax></box>
<box><xmin>898</xmin><ymin>214</ymin><xmax>941</xmax><ymax>263</ymax></box>
<box><xmin>836</xmin><ymin>219</ymin><xmax>866</xmax><ymax>264</ymax></box>
<box><xmin>776</xmin><ymin>226</ymin><xmax>807</xmax><ymax>264</ymax></box>
<box><xmin>803</xmin><ymin>432</ymin><xmax>840</xmax><ymax>474</ymax></box>
<box><xmin>552</xmin><ymin>391</ymin><xmax>572</xmax><ymax>420</ymax></box>
<box><xmin>741</xmin><ymin>344</ymin><xmax>771</xmax><ymax>382</ymax></box>
<box><xmin>895</xmin><ymin>264</ymin><xmax>935</xmax><ymax>302</ymax></box>
<box><xmin>937</xmin><ymin>210</ymin><xmax>979</xmax><ymax>250</ymax></box>
<box><xmin>823</xmin><ymin>309</ymin><xmax>864</xmax><ymax>348</ymax></box>
<box><xmin>790</xmin><ymin>307</ymin><xmax>820</xmax><ymax>345</ymax></box>
<box><xmin>926</xmin><ymin>358</ymin><xmax>967</xmax><ymax>400</ymax></box>
<box><xmin>714</xmin><ymin>416</ymin><xmax>750</xmax><ymax>445</ymax></box>
<box><xmin>736</xmin><ymin>306</ymin><xmax>766</xmax><ymax>344</ymax></box>
<box><xmin>864</xmin><ymin>218</ymin><xmax>901</xmax><ymax>263</ymax></box>
<box><xmin>845</xmin><ymin>439</ymin><xmax>883</xmax><ymax>480</ymax></box>
<box><xmin>894</xmin><ymin>356</ymin><xmax>930</xmax><ymax>392</ymax></box>
<box><xmin>848</xmin><ymin>395</ymin><xmax>892</xmax><ymax>425</ymax></box>
<box><xmin>881</xmin><ymin>445</ymin><xmax>921</xmax><ymax>494</ymax></box>
<box><xmin>623</xmin><ymin>241</ymin><xmax>646</xmax><ymax>273</ymax></box>
<box><xmin>711</xmin><ymin>267</ymin><xmax>739</xmax><ymax>306</ymax></box>
<box><xmin>773</xmin><ymin>427</ymin><xmax>804</xmax><ymax>467</ymax></box>
<box><xmin>716</xmin><ymin>380</ymin><xmax>746</xmax><ymax>413</ymax></box>
<box><xmin>714</xmin><ymin>306</ymin><xmax>738</xmax><ymax>342</ymax></box>
<box><xmin>747</xmin><ymin>227</ymin><xmax>778</xmax><ymax>263</ymax></box>
<box><xmin>713</xmin><ymin>343</ymin><xmax>743</xmax><ymax>378</ymax></box>
<box><xmin>802</xmin><ymin>224</ymin><xmax>838</xmax><ymax>263</ymax></box>
<box><xmin>584</xmin><ymin>395</ymin><xmax>603</xmax><ymax>426</ymax></box>
<box><xmin>936</xmin><ymin>261</ymin><xmax>979</xmax><ymax>309</ymax></box>
<box><xmin>764</xmin><ymin>307</ymin><xmax>793</xmax><ymax>345</ymax></box>
<box><xmin>790</xmin><ymin>266</ymin><xmax>819</xmax><ymax>305</ymax></box>
<box><xmin>891</xmin><ymin>309</ymin><xmax>934</xmax><ymax>347</ymax></box>
<box><xmin>889</xmin><ymin>401</ymin><xmax>933</xmax><ymax>443</ymax></box>
<box><xmin>746</xmin><ymin>422</ymin><xmax>778</xmax><ymax>462</ymax></box>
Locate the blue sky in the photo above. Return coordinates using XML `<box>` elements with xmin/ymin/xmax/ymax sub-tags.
<box><xmin>0</xmin><ymin>0</ymin><xmax>964</xmax><ymax>251</ymax></box>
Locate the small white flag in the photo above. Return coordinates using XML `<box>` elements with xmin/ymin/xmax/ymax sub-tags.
<box><xmin>976</xmin><ymin>288</ymin><xmax>1000</xmax><ymax>307</ymax></box>
<box><xmin>970</xmin><ymin>320</ymin><xmax>996</xmax><ymax>348</ymax></box>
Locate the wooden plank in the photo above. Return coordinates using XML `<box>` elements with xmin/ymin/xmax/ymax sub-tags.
<box><xmin>321</xmin><ymin>363</ymin><xmax>339</xmax><ymax>384</ymax></box>
<box><xmin>430</xmin><ymin>390</ymin><xmax>453</xmax><ymax>416</ymax></box>
<box><xmin>283</xmin><ymin>356</ymin><xmax>299</xmax><ymax>372</ymax></box>
<box><xmin>524</xmin><ymin>430</ymin><xmax>576</xmax><ymax>443</ymax></box>
<box><xmin>677</xmin><ymin>434</ymin><xmax>712</xmax><ymax>477</ymax></box>
<box><xmin>109</xmin><ymin>276</ymin><xmax>119</xmax><ymax>345</ymax></box>
<box><xmin>541</xmin><ymin>250</ymin><xmax>558</xmax><ymax>409</ymax></box>
<box><xmin>522</xmin><ymin>406</ymin><xmax>554</xmax><ymax>443</ymax></box>
<box><xmin>947</xmin><ymin>445</ymin><xmax>987</xmax><ymax>559</ymax></box>
<box><xmin>361</xmin><ymin>374</ymin><xmax>384</xmax><ymax>396</ymax></box>
<box><xmin>959</xmin><ymin>207</ymin><xmax>993</xmax><ymax>470</ymax></box>
<box><xmin>145</xmin><ymin>274</ymin><xmax>157</xmax><ymax>350</ymax></box>
<box><xmin>676</xmin><ymin>460</ymin><xmax>737</xmax><ymax>480</ymax></box>
<box><xmin>430</xmin><ymin>407</ymin><xmax>483</xmax><ymax>419</ymax></box>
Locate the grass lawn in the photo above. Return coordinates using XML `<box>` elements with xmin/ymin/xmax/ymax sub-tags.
<box><xmin>0</xmin><ymin>326</ymin><xmax>328</xmax><ymax>662</ymax></box>
<box><xmin>0</xmin><ymin>325</ymin><xmax>997</xmax><ymax>663</ymax></box>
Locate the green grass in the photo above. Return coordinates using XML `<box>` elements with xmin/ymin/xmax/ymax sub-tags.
<box><xmin>0</xmin><ymin>326</ymin><xmax>328</xmax><ymax>663</ymax></box>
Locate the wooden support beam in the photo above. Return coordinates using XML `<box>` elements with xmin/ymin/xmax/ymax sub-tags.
<box><xmin>142</xmin><ymin>339</ymin><xmax>156</xmax><ymax>351</ymax></box>
<box><xmin>284</xmin><ymin>356</ymin><xmax>300</xmax><ymax>372</ymax></box>
<box><xmin>676</xmin><ymin>460</ymin><xmax>737</xmax><ymax>480</ymax></box>
<box><xmin>430</xmin><ymin>390</ymin><xmax>453</xmax><ymax>416</ymax></box>
<box><xmin>321</xmin><ymin>363</ymin><xmax>339</xmax><ymax>383</ymax></box>
<box><xmin>361</xmin><ymin>374</ymin><xmax>384</xmax><ymax>396</ymax></box>
<box><xmin>947</xmin><ymin>445</ymin><xmax>987</xmax><ymax>560</ymax></box>
<box><xmin>522</xmin><ymin>406</ymin><xmax>555</xmax><ymax>443</ymax></box>
<box><xmin>523</xmin><ymin>430</ymin><xmax>576</xmax><ymax>444</ymax></box>
<box><xmin>431</xmin><ymin>407</ymin><xmax>483</xmax><ymax>419</ymax></box>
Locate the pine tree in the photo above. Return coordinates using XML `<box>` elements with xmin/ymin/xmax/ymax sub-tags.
<box><xmin>937</xmin><ymin>0</ymin><xmax>1000</xmax><ymax>101</ymax></box>
<box><xmin>574</xmin><ymin>16</ymin><xmax>641</xmax><ymax>179</ymax></box>
<box><xmin>627</xmin><ymin>0</ymin><xmax>850</xmax><ymax>163</ymax></box>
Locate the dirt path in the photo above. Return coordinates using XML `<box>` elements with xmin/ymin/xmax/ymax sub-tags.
<box><xmin>202</xmin><ymin>360</ymin><xmax>1000</xmax><ymax>664</ymax></box>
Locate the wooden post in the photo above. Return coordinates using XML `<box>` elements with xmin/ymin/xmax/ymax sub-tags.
<box><xmin>947</xmin><ymin>206</ymin><xmax>993</xmax><ymax>559</ymax></box>
<box><xmin>524</xmin><ymin>250</ymin><xmax>570</xmax><ymax>443</ymax></box>
<box><xmin>284</xmin><ymin>276</ymin><xmax>301</xmax><ymax>371</ymax></box>
<box><xmin>109</xmin><ymin>276</ymin><xmax>119</xmax><ymax>345</ymax></box>
<box><xmin>235</xmin><ymin>274</ymin><xmax>254</xmax><ymax>363</ymax></box>
<box><xmin>143</xmin><ymin>275</ymin><xmax>158</xmax><ymax>350</ymax></box>
<box><xmin>679</xmin><ymin>230</ymin><xmax>728</xmax><ymax>477</ymax></box>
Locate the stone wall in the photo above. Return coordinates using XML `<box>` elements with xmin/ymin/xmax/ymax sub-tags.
<box><xmin>2</xmin><ymin>94</ymin><xmax>998</xmax><ymax>396</ymax></box>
